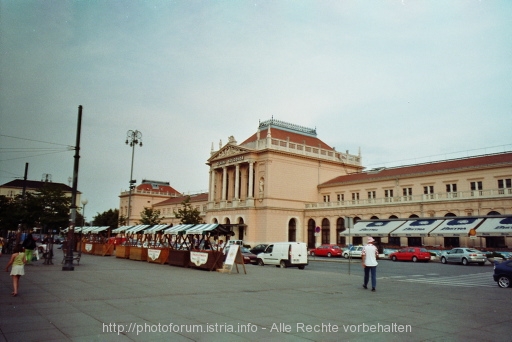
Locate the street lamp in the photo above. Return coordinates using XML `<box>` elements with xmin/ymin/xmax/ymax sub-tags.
<box><xmin>81</xmin><ymin>199</ymin><xmax>88</xmax><ymax>227</ymax></box>
<box><xmin>80</xmin><ymin>198</ymin><xmax>88</xmax><ymax>253</ymax></box>
<box><xmin>125</xmin><ymin>130</ymin><xmax>142</xmax><ymax>225</ymax></box>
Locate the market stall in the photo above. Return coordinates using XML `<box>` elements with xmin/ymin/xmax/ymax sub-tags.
<box><xmin>184</xmin><ymin>223</ymin><xmax>232</xmax><ymax>271</ymax></box>
<box><xmin>126</xmin><ymin>225</ymin><xmax>151</xmax><ymax>261</ymax></box>
<box><xmin>144</xmin><ymin>224</ymin><xmax>170</xmax><ymax>264</ymax></box>
<box><xmin>164</xmin><ymin>224</ymin><xmax>195</xmax><ymax>267</ymax></box>
<box><xmin>112</xmin><ymin>225</ymin><xmax>133</xmax><ymax>258</ymax></box>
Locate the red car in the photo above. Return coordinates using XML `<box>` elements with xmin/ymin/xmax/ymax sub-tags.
<box><xmin>389</xmin><ymin>247</ymin><xmax>431</xmax><ymax>262</ymax></box>
<box><xmin>309</xmin><ymin>244</ymin><xmax>342</xmax><ymax>257</ymax></box>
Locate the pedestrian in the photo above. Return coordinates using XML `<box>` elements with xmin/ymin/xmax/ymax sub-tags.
<box><xmin>0</xmin><ymin>237</ymin><xmax>4</xmax><ymax>257</ymax></box>
<box><xmin>22</xmin><ymin>232</ymin><xmax>37</xmax><ymax>265</ymax></box>
<box><xmin>362</xmin><ymin>236</ymin><xmax>379</xmax><ymax>292</ymax></box>
<box><xmin>5</xmin><ymin>245</ymin><xmax>27</xmax><ymax>296</ymax></box>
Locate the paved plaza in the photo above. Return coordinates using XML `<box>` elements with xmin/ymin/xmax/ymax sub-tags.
<box><xmin>0</xmin><ymin>253</ymin><xmax>510</xmax><ymax>341</ymax></box>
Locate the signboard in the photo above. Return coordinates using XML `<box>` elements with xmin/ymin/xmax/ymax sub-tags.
<box><xmin>222</xmin><ymin>245</ymin><xmax>246</xmax><ymax>274</ymax></box>
<box><xmin>148</xmin><ymin>249</ymin><xmax>161</xmax><ymax>261</ymax></box>
<box><xmin>85</xmin><ymin>243</ymin><xmax>93</xmax><ymax>252</ymax></box>
<box><xmin>224</xmin><ymin>245</ymin><xmax>239</xmax><ymax>266</ymax></box>
<box><xmin>190</xmin><ymin>251</ymin><xmax>208</xmax><ymax>266</ymax></box>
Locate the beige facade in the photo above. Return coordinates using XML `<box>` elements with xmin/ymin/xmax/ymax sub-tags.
<box><xmin>0</xmin><ymin>179</ymin><xmax>81</xmax><ymax>208</ymax></box>
<box><xmin>204</xmin><ymin>119</ymin><xmax>362</xmax><ymax>247</ymax></box>
<box><xmin>120</xmin><ymin>119</ymin><xmax>512</xmax><ymax>250</ymax></box>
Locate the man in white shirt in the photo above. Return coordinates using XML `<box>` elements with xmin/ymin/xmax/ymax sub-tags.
<box><xmin>361</xmin><ymin>236</ymin><xmax>379</xmax><ymax>292</ymax></box>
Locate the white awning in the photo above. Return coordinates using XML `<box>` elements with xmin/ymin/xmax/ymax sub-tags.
<box><xmin>185</xmin><ymin>224</ymin><xmax>219</xmax><ymax>234</ymax></box>
<box><xmin>112</xmin><ymin>225</ymin><xmax>133</xmax><ymax>234</ymax></box>
<box><xmin>429</xmin><ymin>218</ymin><xmax>484</xmax><ymax>237</ymax></box>
<box><xmin>340</xmin><ymin>220</ymin><xmax>407</xmax><ymax>237</ymax></box>
<box><xmin>475</xmin><ymin>217</ymin><xmax>512</xmax><ymax>236</ymax></box>
<box><xmin>90</xmin><ymin>226</ymin><xmax>110</xmax><ymax>234</ymax></box>
<box><xmin>390</xmin><ymin>219</ymin><xmax>444</xmax><ymax>237</ymax></box>
<box><xmin>144</xmin><ymin>224</ymin><xmax>170</xmax><ymax>234</ymax></box>
<box><xmin>124</xmin><ymin>224</ymin><xmax>151</xmax><ymax>234</ymax></box>
<box><xmin>163</xmin><ymin>224</ymin><xmax>195</xmax><ymax>235</ymax></box>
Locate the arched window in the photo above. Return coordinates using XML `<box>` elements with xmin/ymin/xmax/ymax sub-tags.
<box><xmin>370</xmin><ymin>216</ymin><xmax>379</xmax><ymax>219</ymax></box>
<box><xmin>307</xmin><ymin>219</ymin><xmax>316</xmax><ymax>249</ymax></box>
<box><xmin>389</xmin><ymin>215</ymin><xmax>398</xmax><ymax>219</ymax></box>
<box><xmin>444</xmin><ymin>213</ymin><xmax>456</xmax><ymax>217</ymax></box>
<box><xmin>487</xmin><ymin>211</ymin><xmax>501</xmax><ymax>216</ymax></box>
<box><xmin>336</xmin><ymin>217</ymin><xmax>346</xmax><ymax>245</ymax></box>
<box><xmin>238</xmin><ymin>218</ymin><xmax>245</xmax><ymax>241</ymax></box>
<box><xmin>288</xmin><ymin>219</ymin><xmax>296</xmax><ymax>242</ymax></box>
<box><xmin>409</xmin><ymin>214</ymin><xmax>419</xmax><ymax>218</ymax></box>
<box><xmin>321</xmin><ymin>218</ymin><xmax>330</xmax><ymax>244</ymax></box>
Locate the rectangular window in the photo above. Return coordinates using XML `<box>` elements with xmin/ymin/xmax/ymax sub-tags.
<box><xmin>368</xmin><ymin>191</ymin><xmax>376</xmax><ymax>200</ymax></box>
<box><xmin>384</xmin><ymin>189</ymin><xmax>393</xmax><ymax>202</ymax></box>
<box><xmin>446</xmin><ymin>183</ymin><xmax>457</xmax><ymax>198</ymax></box>
<box><xmin>323</xmin><ymin>195</ymin><xmax>330</xmax><ymax>202</ymax></box>
<box><xmin>351</xmin><ymin>192</ymin><xmax>359</xmax><ymax>202</ymax></box>
<box><xmin>446</xmin><ymin>184</ymin><xmax>457</xmax><ymax>192</ymax></box>
<box><xmin>498</xmin><ymin>178</ymin><xmax>512</xmax><ymax>194</ymax></box>
<box><xmin>337</xmin><ymin>194</ymin><xmax>344</xmax><ymax>201</ymax></box>
<box><xmin>470</xmin><ymin>181</ymin><xmax>483</xmax><ymax>196</ymax></box>
<box><xmin>424</xmin><ymin>185</ymin><xmax>434</xmax><ymax>199</ymax></box>
<box><xmin>402</xmin><ymin>187</ymin><xmax>412</xmax><ymax>201</ymax></box>
<box><xmin>470</xmin><ymin>181</ymin><xmax>482</xmax><ymax>191</ymax></box>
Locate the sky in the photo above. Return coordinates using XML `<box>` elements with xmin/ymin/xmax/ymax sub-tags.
<box><xmin>1</xmin><ymin>0</ymin><xmax>511</xmax><ymax>222</ymax></box>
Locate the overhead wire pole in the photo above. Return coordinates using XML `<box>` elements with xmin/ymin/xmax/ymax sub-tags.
<box><xmin>63</xmin><ymin>105</ymin><xmax>83</xmax><ymax>271</ymax></box>
<box><xmin>125</xmin><ymin>130</ymin><xmax>142</xmax><ymax>226</ymax></box>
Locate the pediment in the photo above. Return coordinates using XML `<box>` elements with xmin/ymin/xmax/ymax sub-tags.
<box><xmin>209</xmin><ymin>144</ymin><xmax>251</xmax><ymax>163</ymax></box>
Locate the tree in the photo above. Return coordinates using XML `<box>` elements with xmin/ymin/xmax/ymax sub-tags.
<box><xmin>0</xmin><ymin>184</ymin><xmax>71</xmax><ymax>235</ymax></box>
<box><xmin>139</xmin><ymin>207</ymin><xmax>163</xmax><ymax>225</ymax></box>
<box><xmin>174</xmin><ymin>196</ymin><xmax>203</xmax><ymax>224</ymax></box>
<box><xmin>34</xmin><ymin>184</ymin><xmax>71</xmax><ymax>233</ymax></box>
<box><xmin>92</xmin><ymin>209</ymin><xmax>120</xmax><ymax>229</ymax></box>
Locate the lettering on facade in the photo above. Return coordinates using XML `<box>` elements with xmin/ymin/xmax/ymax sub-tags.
<box><xmin>216</xmin><ymin>155</ymin><xmax>245</xmax><ymax>167</ymax></box>
<box><xmin>441</xmin><ymin>227</ymin><xmax>468</xmax><ymax>231</ymax></box>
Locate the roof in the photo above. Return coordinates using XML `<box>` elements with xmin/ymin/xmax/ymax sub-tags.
<box><xmin>135</xmin><ymin>182</ymin><xmax>180</xmax><ymax>195</ymax></box>
<box><xmin>320</xmin><ymin>152</ymin><xmax>512</xmax><ymax>187</ymax></box>
<box><xmin>240</xmin><ymin>127</ymin><xmax>335</xmax><ymax>151</ymax></box>
<box><xmin>153</xmin><ymin>192</ymin><xmax>209</xmax><ymax>207</ymax></box>
<box><xmin>1</xmin><ymin>179</ymin><xmax>75</xmax><ymax>192</ymax></box>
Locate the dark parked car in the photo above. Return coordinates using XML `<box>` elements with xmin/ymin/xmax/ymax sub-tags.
<box><xmin>224</xmin><ymin>246</ymin><xmax>258</xmax><ymax>264</ymax></box>
<box><xmin>388</xmin><ymin>247</ymin><xmax>431</xmax><ymax>262</ymax></box>
<box><xmin>309</xmin><ymin>244</ymin><xmax>342</xmax><ymax>257</ymax></box>
<box><xmin>493</xmin><ymin>259</ymin><xmax>512</xmax><ymax>288</ymax></box>
<box><xmin>250</xmin><ymin>244</ymin><xmax>268</xmax><ymax>255</ymax></box>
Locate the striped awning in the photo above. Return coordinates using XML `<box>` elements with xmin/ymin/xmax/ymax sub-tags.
<box><xmin>163</xmin><ymin>224</ymin><xmax>195</xmax><ymax>235</ymax></box>
<box><xmin>124</xmin><ymin>224</ymin><xmax>151</xmax><ymax>234</ymax></box>
<box><xmin>340</xmin><ymin>220</ymin><xmax>406</xmax><ymax>237</ymax></box>
<box><xmin>475</xmin><ymin>217</ymin><xmax>512</xmax><ymax>236</ymax></box>
<box><xmin>429</xmin><ymin>218</ymin><xmax>484</xmax><ymax>237</ymax></box>
<box><xmin>112</xmin><ymin>225</ymin><xmax>133</xmax><ymax>234</ymax></box>
<box><xmin>144</xmin><ymin>224</ymin><xmax>170</xmax><ymax>234</ymax></box>
<box><xmin>185</xmin><ymin>224</ymin><xmax>221</xmax><ymax>234</ymax></box>
<box><xmin>390</xmin><ymin>219</ymin><xmax>444</xmax><ymax>237</ymax></box>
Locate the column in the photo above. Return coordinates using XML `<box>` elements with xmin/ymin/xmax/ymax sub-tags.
<box><xmin>248</xmin><ymin>162</ymin><xmax>254</xmax><ymax>198</ymax></box>
<box><xmin>221</xmin><ymin>167</ymin><xmax>227</xmax><ymax>201</ymax></box>
<box><xmin>209</xmin><ymin>169</ymin><xmax>215</xmax><ymax>202</ymax></box>
<box><xmin>234</xmin><ymin>164</ymin><xmax>240</xmax><ymax>200</ymax></box>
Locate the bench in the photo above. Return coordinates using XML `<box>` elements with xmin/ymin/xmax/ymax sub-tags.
<box><xmin>61</xmin><ymin>251</ymin><xmax>82</xmax><ymax>265</ymax></box>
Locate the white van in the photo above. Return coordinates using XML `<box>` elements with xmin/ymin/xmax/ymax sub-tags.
<box><xmin>256</xmin><ymin>242</ymin><xmax>308</xmax><ymax>269</ymax></box>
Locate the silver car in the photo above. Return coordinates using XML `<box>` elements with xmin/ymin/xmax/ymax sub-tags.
<box><xmin>440</xmin><ymin>248</ymin><xmax>487</xmax><ymax>266</ymax></box>
<box><xmin>342</xmin><ymin>246</ymin><xmax>364</xmax><ymax>259</ymax></box>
